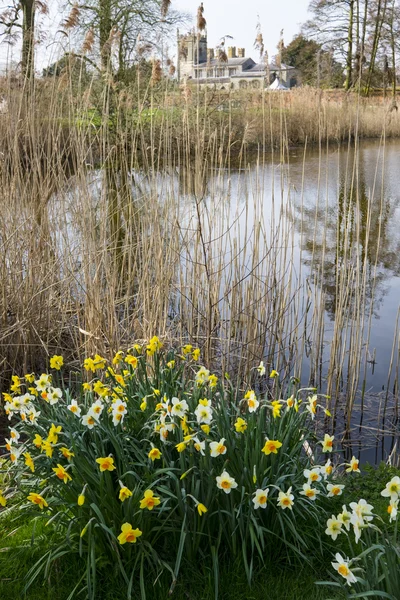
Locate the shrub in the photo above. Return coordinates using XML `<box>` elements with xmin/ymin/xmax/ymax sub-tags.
<box><xmin>1</xmin><ymin>341</ymin><xmax>343</xmax><ymax>599</ymax></box>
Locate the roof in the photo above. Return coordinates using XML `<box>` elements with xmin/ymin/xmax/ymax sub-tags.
<box><xmin>194</xmin><ymin>57</ymin><xmax>255</xmax><ymax>68</ymax></box>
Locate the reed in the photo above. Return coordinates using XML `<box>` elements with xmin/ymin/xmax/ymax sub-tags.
<box><xmin>0</xmin><ymin>71</ymin><xmax>399</xmax><ymax>453</ymax></box>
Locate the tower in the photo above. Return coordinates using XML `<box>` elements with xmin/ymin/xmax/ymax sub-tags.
<box><xmin>177</xmin><ymin>29</ymin><xmax>207</xmax><ymax>82</ymax></box>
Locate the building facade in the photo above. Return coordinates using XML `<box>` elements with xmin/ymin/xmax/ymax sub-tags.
<box><xmin>177</xmin><ymin>31</ymin><xmax>298</xmax><ymax>90</ymax></box>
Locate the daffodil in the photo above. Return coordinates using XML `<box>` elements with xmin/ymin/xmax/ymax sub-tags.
<box><xmin>299</xmin><ymin>483</ymin><xmax>319</xmax><ymax>500</ymax></box>
<box><xmin>234</xmin><ymin>417</ymin><xmax>247</xmax><ymax>433</ymax></box>
<box><xmin>192</xmin><ymin>348</ymin><xmax>200</xmax><ymax>360</ymax></box>
<box><xmin>166</xmin><ymin>360</ymin><xmax>175</xmax><ymax>369</ymax></box>
<box><xmin>171</xmin><ymin>397</ymin><xmax>189</xmax><ymax>418</ymax></box>
<box><xmin>244</xmin><ymin>390</ymin><xmax>259</xmax><ymax>413</ymax></box>
<box><xmin>47</xmin><ymin>423</ymin><xmax>62</xmax><ymax>444</ymax></box>
<box><xmin>261</xmin><ymin>439</ymin><xmax>282</xmax><ymax>455</ymax></box>
<box><xmin>321</xmin><ymin>433</ymin><xmax>334</xmax><ymax>453</ymax></box>
<box><xmin>182</xmin><ymin>344</ymin><xmax>193</xmax><ymax>356</ymax></box>
<box><xmin>209</xmin><ymin>438</ymin><xmax>227</xmax><ymax>457</ymax></box>
<box><xmin>195</xmin><ymin>366</ymin><xmax>210</xmax><ymax>386</ymax></box>
<box><xmin>325</xmin><ymin>516</ymin><xmax>342</xmax><ymax>540</ymax></box>
<box><xmin>304</xmin><ymin>467</ymin><xmax>321</xmax><ymax>484</ymax></box>
<box><xmin>0</xmin><ymin>492</ymin><xmax>6</xmax><ymax>507</ymax></box>
<box><xmin>337</xmin><ymin>505</ymin><xmax>352</xmax><ymax>531</ymax></box>
<box><xmin>216</xmin><ymin>470</ymin><xmax>238</xmax><ymax>494</ymax></box>
<box><xmin>96</xmin><ymin>456</ymin><xmax>116</xmax><ymax>472</ymax></box>
<box><xmin>78</xmin><ymin>494</ymin><xmax>85</xmax><ymax>506</ymax></box>
<box><xmin>82</xmin><ymin>414</ymin><xmax>97</xmax><ymax>429</ymax></box>
<box><xmin>112</xmin><ymin>411</ymin><xmax>125</xmax><ymax>427</ymax></box>
<box><xmin>327</xmin><ymin>483</ymin><xmax>345</xmax><ymax>497</ymax></box>
<box><xmin>332</xmin><ymin>554</ymin><xmax>357</xmax><ymax>586</ymax></box>
<box><xmin>41</xmin><ymin>440</ymin><xmax>54</xmax><ymax>458</ymax></box>
<box><xmin>306</xmin><ymin>394</ymin><xmax>317</xmax><ymax>419</ymax></box>
<box><xmin>50</xmin><ymin>355</ymin><xmax>64</xmax><ymax>370</ymax></box>
<box><xmin>252</xmin><ymin>488</ymin><xmax>269</xmax><ymax>509</ymax></box>
<box><xmin>349</xmin><ymin>499</ymin><xmax>373</xmax><ymax>522</ymax></box>
<box><xmin>201</xmin><ymin>424</ymin><xmax>210</xmax><ymax>434</ymax></box>
<box><xmin>88</xmin><ymin>400</ymin><xmax>104</xmax><ymax>420</ymax></box>
<box><xmin>256</xmin><ymin>361</ymin><xmax>266</xmax><ymax>376</ymax></box>
<box><xmin>345</xmin><ymin>456</ymin><xmax>360</xmax><ymax>473</ymax></box>
<box><xmin>23</xmin><ymin>452</ymin><xmax>35</xmax><ymax>473</ymax></box>
<box><xmin>320</xmin><ymin>459</ymin><xmax>333</xmax><ymax>479</ymax></box>
<box><xmin>148</xmin><ymin>447</ymin><xmax>162</xmax><ymax>461</ymax></box>
<box><xmin>27</xmin><ymin>492</ymin><xmax>48</xmax><ymax>509</ymax></box>
<box><xmin>194</xmin><ymin>402</ymin><xmax>213</xmax><ymax>424</ymax></box>
<box><xmin>146</xmin><ymin>336</ymin><xmax>162</xmax><ymax>356</ymax></box>
<box><xmin>9</xmin><ymin>428</ymin><xmax>20</xmax><ymax>442</ymax></box>
<box><xmin>60</xmin><ymin>447</ymin><xmax>74</xmax><ymax>460</ymax></box>
<box><xmin>381</xmin><ymin>476</ymin><xmax>400</xmax><ymax>500</ymax></box>
<box><xmin>118</xmin><ymin>523</ymin><xmax>142</xmax><ymax>545</ymax></box>
<box><xmin>140</xmin><ymin>489</ymin><xmax>161</xmax><ymax>510</ymax></box>
<box><xmin>276</xmin><ymin>487</ymin><xmax>294</xmax><ymax>510</ymax></box>
<box><xmin>269</xmin><ymin>369</ymin><xmax>279</xmax><ymax>378</ymax></box>
<box><xmin>197</xmin><ymin>503</ymin><xmax>207</xmax><ymax>516</ymax></box>
<box><xmin>119</xmin><ymin>486</ymin><xmax>133</xmax><ymax>502</ymax></box>
<box><xmin>208</xmin><ymin>374</ymin><xmax>218</xmax><ymax>388</ymax></box>
<box><xmin>176</xmin><ymin>441</ymin><xmax>187</xmax><ymax>453</ymax></box>
<box><xmin>52</xmin><ymin>464</ymin><xmax>72</xmax><ymax>483</ymax></box>
<box><xmin>35</xmin><ymin>373</ymin><xmax>51</xmax><ymax>391</ymax></box>
<box><xmin>193</xmin><ymin>437</ymin><xmax>206</xmax><ymax>455</ymax></box>
<box><xmin>388</xmin><ymin>499</ymin><xmax>398</xmax><ymax>522</ymax></box>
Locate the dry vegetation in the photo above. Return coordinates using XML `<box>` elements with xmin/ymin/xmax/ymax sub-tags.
<box><xmin>1</xmin><ymin>73</ymin><xmax>400</xmax><ymax>440</ymax></box>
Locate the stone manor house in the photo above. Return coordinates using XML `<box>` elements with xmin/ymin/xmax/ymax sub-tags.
<box><xmin>177</xmin><ymin>31</ymin><xmax>298</xmax><ymax>90</ymax></box>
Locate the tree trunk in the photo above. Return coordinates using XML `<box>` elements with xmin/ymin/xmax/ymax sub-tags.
<box><xmin>21</xmin><ymin>0</ymin><xmax>35</xmax><ymax>80</ymax></box>
<box><xmin>390</xmin><ymin>0</ymin><xmax>397</xmax><ymax>102</ymax></box>
<box><xmin>360</xmin><ymin>0</ymin><xmax>368</xmax><ymax>86</ymax></box>
<box><xmin>345</xmin><ymin>0</ymin><xmax>355</xmax><ymax>91</ymax></box>
<box><xmin>99</xmin><ymin>0</ymin><xmax>112</xmax><ymax>70</ymax></box>
<box><xmin>365</xmin><ymin>0</ymin><xmax>387</xmax><ymax>95</ymax></box>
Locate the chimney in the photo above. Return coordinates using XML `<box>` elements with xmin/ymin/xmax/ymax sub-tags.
<box><xmin>237</xmin><ymin>48</ymin><xmax>245</xmax><ymax>58</ymax></box>
<box><xmin>227</xmin><ymin>46</ymin><xmax>236</xmax><ymax>59</ymax></box>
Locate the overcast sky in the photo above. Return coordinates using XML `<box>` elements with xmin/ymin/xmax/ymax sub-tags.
<box><xmin>0</xmin><ymin>0</ymin><xmax>311</xmax><ymax>72</ymax></box>
<box><xmin>173</xmin><ymin>0</ymin><xmax>311</xmax><ymax>61</ymax></box>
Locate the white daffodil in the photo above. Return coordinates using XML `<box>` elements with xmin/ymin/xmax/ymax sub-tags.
<box><xmin>256</xmin><ymin>361</ymin><xmax>266</xmax><ymax>376</ymax></box>
<box><xmin>67</xmin><ymin>399</ymin><xmax>82</xmax><ymax>417</ymax></box>
<box><xmin>350</xmin><ymin>513</ymin><xmax>365</xmax><ymax>544</ymax></box>
<box><xmin>193</xmin><ymin>437</ymin><xmax>206</xmax><ymax>455</ymax></box>
<box><xmin>388</xmin><ymin>499</ymin><xmax>399</xmax><ymax>523</ymax></box>
<box><xmin>194</xmin><ymin>403</ymin><xmax>213</xmax><ymax>425</ymax></box>
<box><xmin>9</xmin><ymin>428</ymin><xmax>20</xmax><ymax>442</ymax></box>
<box><xmin>112</xmin><ymin>411</ymin><xmax>125</xmax><ymax>427</ymax></box>
<box><xmin>304</xmin><ymin>467</ymin><xmax>321</xmax><ymax>484</ymax></box>
<box><xmin>47</xmin><ymin>387</ymin><xmax>63</xmax><ymax>405</ymax></box>
<box><xmin>252</xmin><ymin>488</ymin><xmax>269</xmax><ymax>509</ymax></box>
<box><xmin>337</xmin><ymin>505</ymin><xmax>352</xmax><ymax>531</ymax></box>
<box><xmin>349</xmin><ymin>499</ymin><xmax>374</xmax><ymax>522</ymax></box>
<box><xmin>325</xmin><ymin>516</ymin><xmax>343</xmax><ymax>540</ymax></box>
<box><xmin>299</xmin><ymin>483</ymin><xmax>320</xmax><ymax>501</ymax></box>
<box><xmin>381</xmin><ymin>476</ymin><xmax>400</xmax><ymax>501</ymax></box>
<box><xmin>327</xmin><ymin>483</ymin><xmax>345</xmax><ymax>498</ymax></box>
<box><xmin>216</xmin><ymin>470</ymin><xmax>238</xmax><ymax>494</ymax></box>
<box><xmin>82</xmin><ymin>413</ymin><xmax>98</xmax><ymax>429</ymax></box>
<box><xmin>88</xmin><ymin>399</ymin><xmax>104</xmax><ymax>421</ymax></box>
<box><xmin>195</xmin><ymin>366</ymin><xmax>210</xmax><ymax>386</ymax></box>
<box><xmin>306</xmin><ymin>394</ymin><xmax>317</xmax><ymax>419</ymax></box>
<box><xmin>171</xmin><ymin>397</ymin><xmax>189</xmax><ymax>418</ymax></box>
<box><xmin>332</xmin><ymin>553</ymin><xmax>357</xmax><ymax>586</ymax></box>
<box><xmin>320</xmin><ymin>459</ymin><xmax>333</xmax><ymax>480</ymax></box>
<box><xmin>277</xmin><ymin>487</ymin><xmax>294</xmax><ymax>510</ymax></box>
<box><xmin>209</xmin><ymin>438</ymin><xmax>227</xmax><ymax>458</ymax></box>
<box><xmin>244</xmin><ymin>390</ymin><xmax>259</xmax><ymax>413</ymax></box>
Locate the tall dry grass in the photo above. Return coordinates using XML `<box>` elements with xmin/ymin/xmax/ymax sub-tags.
<box><xmin>0</xmin><ymin>72</ymin><xmax>399</xmax><ymax>449</ymax></box>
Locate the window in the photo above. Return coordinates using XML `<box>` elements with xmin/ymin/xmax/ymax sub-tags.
<box><xmin>239</xmin><ymin>80</ymin><xmax>248</xmax><ymax>89</ymax></box>
<box><xmin>229</xmin><ymin>68</ymin><xmax>237</xmax><ymax>76</ymax></box>
<box><xmin>216</xmin><ymin>68</ymin><xmax>225</xmax><ymax>77</ymax></box>
<box><xmin>207</xmin><ymin>69</ymin><xmax>214</xmax><ymax>78</ymax></box>
<box><xmin>251</xmin><ymin>80</ymin><xmax>261</xmax><ymax>89</ymax></box>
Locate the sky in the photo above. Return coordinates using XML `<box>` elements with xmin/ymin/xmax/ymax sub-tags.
<box><xmin>173</xmin><ymin>0</ymin><xmax>311</xmax><ymax>62</ymax></box>
<box><xmin>0</xmin><ymin>0</ymin><xmax>311</xmax><ymax>72</ymax></box>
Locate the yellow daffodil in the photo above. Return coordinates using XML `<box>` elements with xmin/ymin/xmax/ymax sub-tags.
<box><xmin>119</xmin><ymin>486</ymin><xmax>133</xmax><ymax>502</ymax></box>
<box><xmin>52</xmin><ymin>464</ymin><xmax>72</xmax><ymax>484</ymax></box>
<box><xmin>50</xmin><ymin>355</ymin><xmax>64</xmax><ymax>370</ymax></box>
<box><xmin>60</xmin><ymin>447</ymin><xmax>74</xmax><ymax>460</ymax></box>
<box><xmin>182</xmin><ymin>344</ymin><xmax>193</xmax><ymax>356</ymax></box>
<box><xmin>41</xmin><ymin>440</ymin><xmax>54</xmax><ymax>458</ymax></box>
<box><xmin>271</xmin><ymin>400</ymin><xmax>282</xmax><ymax>418</ymax></box>
<box><xmin>118</xmin><ymin>523</ymin><xmax>142</xmax><ymax>545</ymax></box>
<box><xmin>112</xmin><ymin>351</ymin><xmax>124</xmax><ymax>366</ymax></box>
<box><xmin>166</xmin><ymin>360</ymin><xmax>175</xmax><ymax>369</ymax></box>
<box><xmin>33</xmin><ymin>434</ymin><xmax>43</xmax><ymax>448</ymax></box>
<box><xmin>261</xmin><ymin>439</ymin><xmax>282</xmax><ymax>455</ymax></box>
<box><xmin>201</xmin><ymin>424</ymin><xmax>210</xmax><ymax>434</ymax></box>
<box><xmin>146</xmin><ymin>336</ymin><xmax>162</xmax><ymax>356</ymax></box>
<box><xmin>176</xmin><ymin>441</ymin><xmax>187</xmax><ymax>453</ymax></box>
<box><xmin>148</xmin><ymin>447</ymin><xmax>162</xmax><ymax>461</ymax></box>
<box><xmin>192</xmin><ymin>348</ymin><xmax>200</xmax><ymax>361</ymax></box>
<box><xmin>47</xmin><ymin>423</ymin><xmax>62</xmax><ymax>444</ymax></box>
<box><xmin>208</xmin><ymin>374</ymin><xmax>218</xmax><ymax>388</ymax></box>
<box><xmin>23</xmin><ymin>452</ymin><xmax>35</xmax><ymax>473</ymax></box>
<box><xmin>234</xmin><ymin>417</ymin><xmax>247</xmax><ymax>433</ymax></box>
<box><xmin>27</xmin><ymin>492</ymin><xmax>48</xmax><ymax>509</ymax></box>
<box><xmin>321</xmin><ymin>433</ymin><xmax>335</xmax><ymax>453</ymax></box>
<box><xmin>140</xmin><ymin>489</ymin><xmax>161</xmax><ymax>511</ymax></box>
<box><xmin>96</xmin><ymin>456</ymin><xmax>116</xmax><ymax>472</ymax></box>
<box><xmin>125</xmin><ymin>354</ymin><xmax>138</xmax><ymax>368</ymax></box>
<box><xmin>197</xmin><ymin>503</ymin><xmax>207</xmax><ymax>516</ymax></box>
<box><xmin>78</xmin><ymin>495</ymin><xmax>85</xmax><ymax>506</ymax></box>
<box><xmin>0</xmin><ymin>492</ymin><xmax>6</xmax><ymax>507</ymax></box>
<box><xmin>269</xmin><ymin>369</ymin><xmax>279</xmax><ymax>378</ymax></box>
<box><xmin>25</xmin><ymin>373</ymin><xmax>35</xmax><ymax>383</ymax></box>
<box><xmin>345</xmin><ymin>456</ymin><xmax>360</xmax><ymax>473</ymax></box>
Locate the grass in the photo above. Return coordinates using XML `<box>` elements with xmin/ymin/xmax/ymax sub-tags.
<box><xmin>0</xmin><ymin>510</ymin><xmax>344</xmax><ymax>600</ymax></box>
